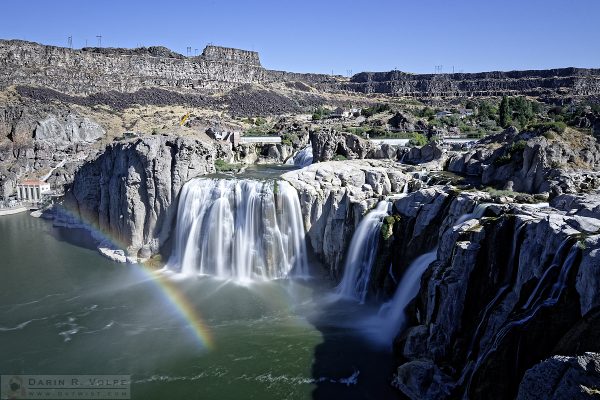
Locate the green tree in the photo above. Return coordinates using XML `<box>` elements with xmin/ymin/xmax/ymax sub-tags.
<box><xmin>499</xmin><ymin>96</ymin><xmax>511</xmax><ymax>128</ymax></box>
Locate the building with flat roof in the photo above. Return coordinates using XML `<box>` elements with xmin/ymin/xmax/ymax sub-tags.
<box><xmin>16</xmin><ymin>179</ymin><xmax>50</xmax><ymax>202</ymax></box>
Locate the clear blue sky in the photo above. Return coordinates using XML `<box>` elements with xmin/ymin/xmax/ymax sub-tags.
<box><xmin>3</xmin><ymin>0</ymin><xmax>599</xmax><ymax>75</ymax></box>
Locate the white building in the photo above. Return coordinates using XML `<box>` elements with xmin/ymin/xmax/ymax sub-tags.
<box><xmin>16</xmin><ymin>179</ymin><xmax>51</xmax><ymax>202</ymax></box>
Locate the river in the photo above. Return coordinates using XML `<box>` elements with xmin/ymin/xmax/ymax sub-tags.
<box><xmin>0</xmin><ymin>213</ymin><xmax>398</xmax><ymax>399</ymax></box>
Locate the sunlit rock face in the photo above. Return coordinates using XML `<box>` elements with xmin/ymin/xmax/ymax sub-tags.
<box><xmin>283</xmin><ymin>159</ymin><xmax>414</xmax><ymax>277</ymax></box>
<box><xmin>58</xmin><ymin>135</ymin><xmax>229</xmax><ymax>259</ymax></box>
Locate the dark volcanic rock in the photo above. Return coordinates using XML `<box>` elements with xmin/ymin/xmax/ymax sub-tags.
<box><xmin>517</xmin><ymin>353</ymin><xmax>600</xmax><ymax>400</ymax></box>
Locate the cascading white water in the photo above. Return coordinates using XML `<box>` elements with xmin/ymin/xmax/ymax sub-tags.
<box><xmin>454</xmin><ymin>203</ymin><xmax>491</xmax><ymax>226</ymax></box>
<box><xmin>167</xmin><ymin>178</ymin><xmax>308</xmax><ymax>281</ymax></box>
<box><xmin>286</xmin><ymin>144</ymin><xmax>313</xmax><ymax>167</ymax></box>
<box><xmin>336</xmin><ymin>201</ymin><xmax>390</xmax><ymax>303</ymax></box>
<box><xmin>375</xmin><ymin>250</ymin><xmax>437</xmax><ymax>345</ymax></box>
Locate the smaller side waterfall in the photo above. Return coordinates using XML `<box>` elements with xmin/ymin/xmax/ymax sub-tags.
<box><xmin>375</xmin><ymin>250</ymin><xmax>438</xmax><ymax>344</ymax></box>
<box><xmin>336</xmin><ymin>201</ymin><xmax>390</xmax><ymax>303</ymax></box>
<box><xmin>286</xmin><ymin>144</ymin><xmax>313</xmax><ymax>167</ymax></box>
<box><xmin>454</xmin><ymin>203</ymin><xmax>491</xmax><ymax>226</ymax></box>
<box><xmin>167</xmin><ymin>178</ymin><xmax>308</xmax><ymax>281</ymax></box>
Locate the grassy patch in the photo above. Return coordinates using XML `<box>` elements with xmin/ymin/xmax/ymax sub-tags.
<box><xmin>215</xmin><ymin>159</ymin><xmax>237</xmax><ymax>173</ymax></box>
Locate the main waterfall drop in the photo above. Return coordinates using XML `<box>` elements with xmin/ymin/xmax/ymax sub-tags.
<box><xmin>167</xmin><ymin>178</ymin><xmax>308</xmax><ymax>281</ymax></box>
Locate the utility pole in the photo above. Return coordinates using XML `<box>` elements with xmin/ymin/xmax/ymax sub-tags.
<box><xmin>85</xmin><ymin>39</ymin><xmax>88</xmax><ymax>47</ymax></box>
<box><xmin>96</xmin><ymin>35</ymin><xmax>102</xmax><ymax>47</ymax></box>
<box><xmin>186</xmin><ymin>46</ymin><xmax>192</xmax><ymax>57</ymax></box>
<box><xmin>194</xmin><ymin>48</ymin><xmax>198</xmax><ymax>56</ymax></box>
<box><xmin>67</xmin><ymin>36</ymin><xmax>72</xmax><ymax>49</ymax></box>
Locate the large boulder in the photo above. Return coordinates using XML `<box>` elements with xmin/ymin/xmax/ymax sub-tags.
<box><xmin>517</xmin><ymin>353</ymin><xmax>600</xmax><ymax>400</ymax></box>
<box><xmin>310</xmin><ymin>129</ymin><xmax>374</xmax><ymax>162</ymax></box>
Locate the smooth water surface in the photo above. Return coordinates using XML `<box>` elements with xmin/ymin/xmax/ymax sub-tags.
<box><xmin>0</xmin><ymin>214</ymin><xmax>398</xmax><ymax>399</ymax></box>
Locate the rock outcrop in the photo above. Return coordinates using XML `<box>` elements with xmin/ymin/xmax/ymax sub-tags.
<box><xmin>56</xmin><ymin>135</ymin><xmax>228</xmax><ymax>260</ymax></box>
<box><xmin>2</xmin><ymin>40</ymin><xmax>599</xmax><ymax>98</ymax></box>
<box><xmin>310</xmin><ymin>130</ymin><xmax>375</xmax><ymax>162</ymax></box>
<box><xmin>282</xmin><ymin>160</ymin><xmax>414</xmax><ymax>276</ymax></box>
<box><xmin>447</xmin><ymin>127</ymin><xmax>600</xmax><ymax>194</ymax></box>
<box><xmin>0</xmin><ymin>103</ymin><xmax>105</xmax><ymax>198</ymax></box>
<box><xmin>378</xmin><ymin>188</ymin><xmax>600</xmax><ymax>399</ymax></box>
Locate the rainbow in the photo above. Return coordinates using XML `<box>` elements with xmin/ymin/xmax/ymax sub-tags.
<box><xmin>53</xmin><ymin>203</ymin><xmax>214</xmax><ymax>350</ymax></box>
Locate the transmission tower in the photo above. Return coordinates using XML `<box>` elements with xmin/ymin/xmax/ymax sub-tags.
<box><xmin>67</xmin><ymin>36</ymin><xmax>72</xmax><ymax>49</ymax></box>
<box><xmin>96</xmin><ymin>35</ymin><xmax>102</xmax><ymax>47</ymax></box>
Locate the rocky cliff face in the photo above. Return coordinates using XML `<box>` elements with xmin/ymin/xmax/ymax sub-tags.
<box><xmin>344</xmin><ymin>68</ymin><xmax>600</xmax><ymax>97</ymax></box>
<box><xmin>310</xmin><ymin>129</ymin><xmax>406</xmax><ymax>163</ymax></box>
<box><xmin>0</xmin><ymin>40</ymin><xmax>337</xmax><ymax>95</ymax></box>
<box><xmin>447</xmin><ymin>127</ymin><xmax>600</xmax><ymax>195</ymax></box>
<box><xmin>0</xmin><ymin>101</ymin><xmax>106</xmax><ymax>198</ymax></box>
<box><xmin>56</xmin><ymin>135</ymin><xmax>229</xmax><ymax>259</ymax></box>
<box><xmin>378</xmin><ymin>187</ymin><xmax>600</xmax><ymax>399</ymax></box>
<box><xmin>2</xmin><ymin>39</ymin><xmax>598</xmax><ymax>99</ymax></box>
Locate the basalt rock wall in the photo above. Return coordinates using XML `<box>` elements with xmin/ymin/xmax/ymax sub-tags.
<box><xmin>344</xmin><ymin>68</ymin><xmax>600</xmax><ymax>97</ymax></box>
<box><xmin>0</xmin><ymin>40</ymin><xmax>338</xmax><ymax>95</ymax></box>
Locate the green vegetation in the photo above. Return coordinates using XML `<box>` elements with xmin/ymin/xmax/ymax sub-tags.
<box><xmin>281</xmin><ymin>132</ymin><xmax>298</xmax><ymax>146</ymax></box>
<box><xmin>361</xmin><ymin>103</ymin><xmax>391</xmax><ymax>117</ymax></box>
<box><xmin>214</xmin><ymin>159</ymin><xmax>237</xmax><ymax>173</ymax></box>
<box><xmin>499</xmin><ymin>96</ymin><xmax>511</xmax><ymax>128</ymax></box>
<box><xmin>417</xmin><ymin>106</ymin><xmax>435</xmax><ymax>119</ymax></box>
<box><xmin>312</xmin><ymin>107</ymin><xmax>331</xmax><ymax>120</ymax></box>
<box><xmin>408</xmin><ymin>132</ymin><xmax>428</xmax><ymax>146</ymax></box>
<box><xmin>333</xmin><ymin>154</ymin><xmax>347</xmax><ymax>161</ymax></box>
<box><xmin>527</xmin><ymin>121</ymin><xmax>567</xmax><ymax>135</ymax></box>
<box><xmin>493</xmin><ymin>139</ymin><xmax>527</xmax><ymax>167</ymax></box>
<box><xmin>381</xmin><ymin>215</ymin><xmax>401</xmax><ymax>240</ymax></box>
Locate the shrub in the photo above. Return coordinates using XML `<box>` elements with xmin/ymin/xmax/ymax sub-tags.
<box><xmin>361</xmin><ymin>103</ymin><xmax>391</xmax><ymax>117</ymax></box>
<box><xmin>215</xmin><ymin>159</ymin><xmax>237</xmax><ymax>173</ymax></box>
<box><xmin>529</xmin><ymin>121</ymin><xmax>567</xmax><ymax>134</ymax></box>
<box><xmin>408</xmin><ymin>132</ymin><xmax>428</xmax><ymax>147</ymax></box>
<box><xmin>312</xmin><ymin>107</ymin><xmax>331</xmax><ymax>120</ymax></box>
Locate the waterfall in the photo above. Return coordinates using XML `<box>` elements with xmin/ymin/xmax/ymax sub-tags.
<box><xmin>454</xmin><ymin>203</ymin><xmax>491</xmax><ymax>226</ymax></box>
<box><xmin>286</xmin><ymin>144</ymin><xmax>313</xmax><ymax>167</ymax></box>
<box><xmin>167</xmin><ymin>178</ymin><xmax>308</xmax><ymax>281</ymax></box>
<box><xmin>375</xmin><ymin>250</ymin><xmax>437</xmax><ymax>345</ymax></box>
<box><xmin>463</xmin><ymin>242</ymin><xmax>580</xmax><ymax>397</ymax></box>
<box><xmin>336</xmin><ymin>201</ymin><xmax>390</xmax><ymax>303</ymax></box>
